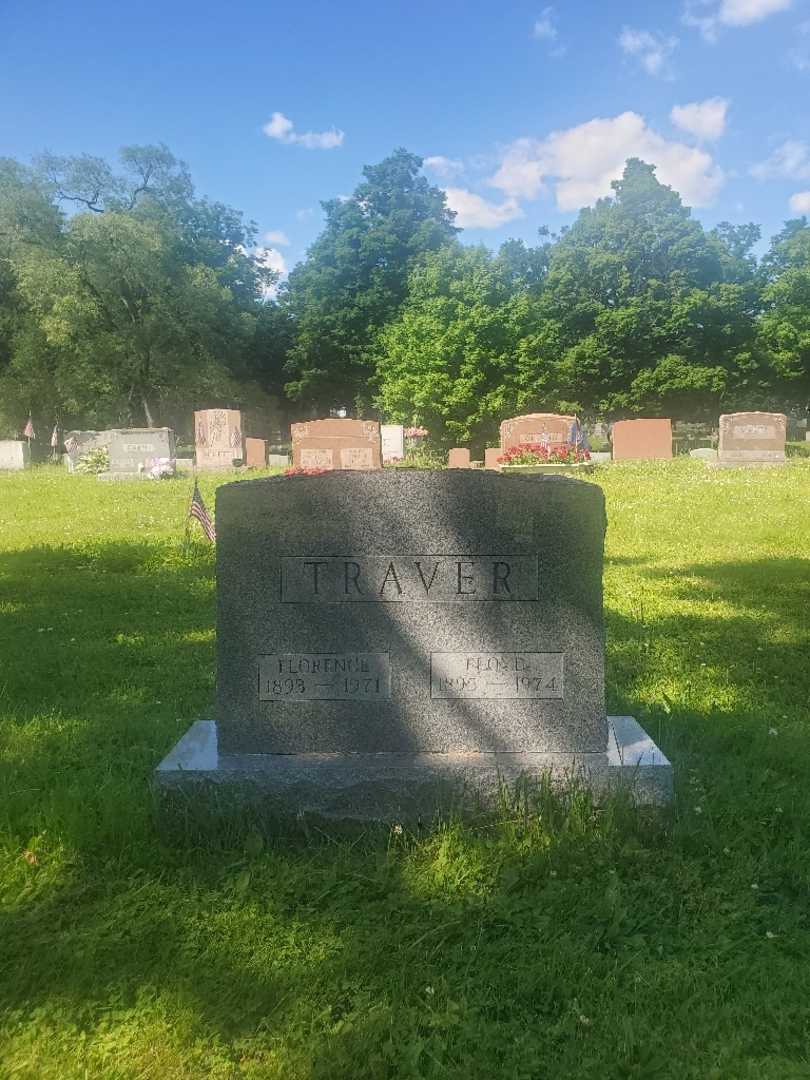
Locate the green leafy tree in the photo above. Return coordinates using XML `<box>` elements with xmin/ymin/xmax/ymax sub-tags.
<box><xmin>759</xmin><ymin>217</ymin><xmax>810</xmax><ymax>411</ymax></box>
<box><xmin>282</xmin><ymin>149</ymin><xmax>458</xmax><ymax>413</ymax></box>
<box><xmin>525</xmin><ymin>159</ymin><xmax>764</xmax><ymax>419</ymax></box>
<box><xmin>374</xmin><ymin>244</ymin><xmax>532</xmax><ymax>449</ymax></box>
<box><xmin>0</xmin><ymin>147</ymin><xmax>278</xmax><ymax>431</ymax></box>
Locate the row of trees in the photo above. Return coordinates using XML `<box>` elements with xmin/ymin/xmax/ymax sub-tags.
<box><xmin>2</xmin><ymin>146</ymin><xmax>809</xmax><ymax>450</ymax></box>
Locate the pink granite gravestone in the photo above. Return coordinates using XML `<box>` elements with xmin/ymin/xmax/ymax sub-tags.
<box><xmin>500</xmin><ymin>413</ymin><xmax>575</xmax><ymax>452</ymax></box>
<box><xmin>447</xmin><ymin>448</ymin><xmax>471</xmax><ymax>469</ymax></box>
<box><xmin>290</xmin><ymin>419</ymin><xmax>382</xmax><ymax>471</ymax></box>
<box><xmin>611</xmin><ymin>419</ymin><xmax>673</xmax><ymax>461</ymax></box>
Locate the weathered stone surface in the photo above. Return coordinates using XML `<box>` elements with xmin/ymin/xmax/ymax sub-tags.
<box><xmin>611</xmin><ymin>419</ymin><xmax>673</xmax><ymax>461</ymax></box>
<box><xmin>484</xmin><ymin>448</ymin><xmax>502</xmax><ymax>471</ymax></box>
<box><xmin>215</xmin><ymin>471</ymin><xmax>607</xmax><ymax>756</ymax></box>
<box><xmin>290</xmin><ymin>419</ymin><xmax>382</xmax><ymax>471</ymax></box>
<box><xmin>0</xmin><ymin>440</ymin><xmax>30</xmax><ymax>470</ymax></box>
<box><xmin>195</xmin><ymin>409</ymin><xmax>243</xmax><ymax>470</ymax></box>
<box><xmin>245</xmin><ymin>438</ymin><xmax>266</xmax><ymax>467</ymax></box>
<box><xmin>690</xmin><ymin>447</ymin><xmax>718</xmax><ymax>461</ymax></box>
<box><xmin>381</xmin><ymin>424</ymin><xmax>405</xmax><ymax>462</ymax></box>
<box><xmin>717</xmin><ymin>411</ymin><xmax>786</xmax><ymax>467</ymax></box>
<box><xmin>108</xmin><ymin>428</ymin><xmax>175</xmax><ymax>473</ymax></box>
<box><xmin>447</xmin><ymin>448</ymin><xmax>471</xmax><ymax>469</ymax></box>
<box><xmin>500</xmin><ymin>413</ymin><xmax>575</xmax><ymax>452</ymax></box>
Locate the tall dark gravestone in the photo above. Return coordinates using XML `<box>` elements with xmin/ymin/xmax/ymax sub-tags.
<box><xmin>156</xmin><ymin>472</ymin><xmax>671</xmax><ymax>819</ymax></box>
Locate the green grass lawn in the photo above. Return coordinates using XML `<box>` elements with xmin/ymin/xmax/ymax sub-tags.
<box><xmin>2</xmin><ymin>461</ymin><xmax>810</xmax><ymax>1079</ymax></box>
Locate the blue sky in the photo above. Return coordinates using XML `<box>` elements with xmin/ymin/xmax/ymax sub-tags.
<box><xmin>2</xmin><ymin>0</ymin><xmax>810</xmax><ymax>275</ymax></box>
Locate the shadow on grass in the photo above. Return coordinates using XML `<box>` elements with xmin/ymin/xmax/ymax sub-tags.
<box><xmin>2</xmin><ymin>541</ymin><xmax>810</xmax><ymax>1076</ymax></box>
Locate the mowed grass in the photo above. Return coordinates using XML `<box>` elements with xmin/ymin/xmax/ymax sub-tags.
<box><xmin>2</xmin><ymin>461</ymin><xmax>810</xmax><ymax>1079</ymax></box>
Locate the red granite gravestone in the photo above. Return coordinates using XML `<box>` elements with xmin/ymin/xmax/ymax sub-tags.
<box><xmin>611</xmin><ymin>419</ymin><xmax>673</xmax><ymax>461</ymax></box>
<box><xmin>500</xmin><ymin>413</ymin><xmax>575</xmax><ymax>452</ymax></box>
<box><xmin>245</xmin><ymin>437</ymin><xmax>267</xmax><ymax>468</ymax></box>
<box><xmin>290</xmin><ymin>419</ymin><xmax>382</xmax><ymax>471</ymax></box>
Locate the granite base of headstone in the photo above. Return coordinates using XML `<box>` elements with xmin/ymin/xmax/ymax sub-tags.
<box><xmin>690</xmin><ymin>448</ymin><xmax>718</xmax><ymax>462</ymax></box>
<box><xmin>0</xmin><ymin>440</ymin><xmax>30</xmax><ymax>470</ymax></box>
<box><xmin>156</xmin><ymin>472</ymin><xmax>672</xmax><ymax>823</ymax></box>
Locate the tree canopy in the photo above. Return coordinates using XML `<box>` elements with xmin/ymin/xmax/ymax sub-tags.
<box><xmin>1</xmin><ymin>146</ymin><xmax>808</xmax><ymax>445</ymax></box>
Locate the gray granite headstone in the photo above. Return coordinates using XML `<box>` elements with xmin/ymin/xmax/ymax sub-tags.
<box><xmin>216</xmin><ymin>472</ymin><xmax>606</xmax><ymax>755</ymax></box>
<box><xmin>0</xmin><ymin>440</ymin><xmax>30</xmax><ymax>470</ymax></box>
<box><xmin>108</xmin><ymin>428</ymin><xmax>175</xmax><ymax>474</ymax></box>
<box><xmin>157</xmin><ymin>471</ymin><xmax>673</xmax><ymax>818</ymax></box>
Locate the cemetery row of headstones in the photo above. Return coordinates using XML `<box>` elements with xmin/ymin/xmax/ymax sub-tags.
<box><xmin>0</xmin><ymin>410</ymin><xmax>790</xmax><ymax>472</ymax></box>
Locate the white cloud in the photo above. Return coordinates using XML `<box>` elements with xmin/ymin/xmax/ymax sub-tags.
<box><xmin>254</xmin><ymin>246</ymin><xmax>288</xmax><ymax>298</ymax></box>
<box><xmin>296</xmin><ymin>207</ymin><xmax>315</xmax><ymax>222</ymax></box>
<box><xmin>263</xmin><ymin>229</ymin><xmax>290</xmax><ymax>246</ymax></box>
<box><xmin>533</xmin><ymin>7</ymin><xmax>558</xmax><ymax>40</ymax></box>
<box><xmin>489</xmin><ymin>112</ymin><xmax>724</xmax><ymax>210</ymax></box>
<box><xmin>532</xmin><ymin>8</ymin><xmax>567</xmax><ymax>56</ymax></box>
<box><xmin>424</xmin><ymin>155</ymin><xmax>464</xmax><ymax>179</ymax></box>
<box><xmin>255</xmin><ymin>246</ymin><xmax>287</xmax><ymax>275</ymax></box>
<box><xmin>618</xmin><ymin>27</ymin><xmax>678</xmax><ymax>76</ymax></box>
<box><xmin>750</xmin><ymin>139</ymin><xmax>810</xmax><ymax>180</ymax></box>
<box><xmin>719</xmin><ymin>0</ymin><xmax>791</xmax><ymax>25</ymax></box>
<box><xmin>671</xmin><ymin>97</ymin><xmax>729</xmax><ymax>140</ymax></box>
<box><xmin>262</xmin><ymin>111</ymin><xmax>344</xmax><ymax>150</ymax></box>
<box><xmin>789</xmin><ymin>191</ymin><xmax>810</xmax><ymax>213</ymax></box>
<box><xmin>443</xmin><ymin>188</ymin><xmax>523</xmax><ymax>229</ymax></box>
<box><xmin>684</xmin><ymin>0</ymin><xmax>792</xmax><ymax>40</ymax></box>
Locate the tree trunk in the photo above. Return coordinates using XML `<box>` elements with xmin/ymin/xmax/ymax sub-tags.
<box><xmin>142</xmin><ymin>395</ymin><xmax>155</xmax><ymax>427</ymax></box>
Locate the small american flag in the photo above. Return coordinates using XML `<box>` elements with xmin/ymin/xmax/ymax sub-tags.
<box><xmin>50</xmin><ymin>424</ymin><xmax>59</xmax><ymax>449</ymax></box>
<box><xmin>65</xmin><ymin>435</ymin><xmax>79</xmax><ymax>455</ymax></box>
<box><xmin>23</xmin><ymin>415</ymin><xmax>35</xmax><ymax>439</ymax></box>
<box><xmin>188</xmin><ymin>481</ymin><xmax>216</xmax><ymax>542</ymax></box>
<box><xmin>230</xmin><ymin>428</ymin><xmax>242</xmax><ymax>449</ymax></box>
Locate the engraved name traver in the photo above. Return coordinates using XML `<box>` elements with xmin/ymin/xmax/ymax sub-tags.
<box><xmin>281</xmin><ymin>555</ymin><xmax>539</xmax><ymax>602</ymax></box>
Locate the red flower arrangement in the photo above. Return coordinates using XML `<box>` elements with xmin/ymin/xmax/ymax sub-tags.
<box><xmin>284</xmin><ymin>466</ymin><xmax>330</xmax><ymax>476</ymax></box>
<box><xmin>497</xmin><ymin>442</ymin><xmax>591</xmax><ymax>465</ymax></box>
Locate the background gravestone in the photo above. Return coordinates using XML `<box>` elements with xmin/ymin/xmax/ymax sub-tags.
<box><xmin>717</xmin><ymin>412</ymin><xmax>786</xmax><ymax>467</ymax></box>
<box><xmin>611</xmin><ymin>419</ymin><xmax>673</xmax><ymax>460</ymax></box>
<box><xmin>447</xmin><ymin>448</ymin><xmax>471</xmax><ymax>469</ymax></box>
<box><xmin>381</xmin><ymin>424</ymin><xmax>405</xmax><ymax>462</ymax></box>
<box><xmin>195</xmin><ymin>409</ymin><xmax>243</xmax><ymax>470</ymax></box>
<box><xmin>108</xmin><ymin>428</ymin><xmax>175</xmax><ymax>475</ymax></box>
<box><xmin>484</xmin><ymin>448</ymin><xmax>502</xmax><ymax>471</ymax></box>
<box><xmin>0</xmin><ymin>440</ymin><xmax>30</xmax><ymax>470</ymax></box>
<box><xmin>500</xmin><ymin>413</ymin><xmax>575</xmax><ymax>452</ymax></box>
<box><xmin>63</xmin><ymin>430</ymin><xmax>113</xmax><ymax>472</ymax></box>
<box><xmin>245</xmin><ymin>437</ymin><xmax>266</xmax><ymax>468</ymax></box>
<box><xmin>290</xmin><ymin>419</ymin><xmax>382</xmax><ymax>471</ymax></box>
<box><xmin>157</xmin><ymin>471</ymin><xmax>671</xmax><ymax>816</ymax></box>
